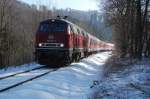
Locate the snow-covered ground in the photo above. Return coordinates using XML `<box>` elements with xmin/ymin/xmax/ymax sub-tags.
<box><xmin>0</xmin><ymin>63</ymin><xmax>43</xmax><ymax>77</ymax></box>
<box><xmin>0</xmin><ymin>52</ymin><xmax>149</xmax><ymax>99</ymax></box>
<box><xmin>94</xmin><ymin>58</ymin><xmax>150</xmax><ymax>99</ymax></box>
<box><xmin>0</xmin><ymin>52</ymin><xmax>112</xmax><ymax>99</ymax></box>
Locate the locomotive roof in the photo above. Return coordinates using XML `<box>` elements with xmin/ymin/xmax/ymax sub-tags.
<box><xmin>40</xmin><ymin>19</ymin><xmax>68</xmax><ymax>24</ymax></box>
<box><xmin>41</xmin><ymin>19</ymin><xmax>85</xmax><ymax>28</ymax></box>
<box><xmin>40</xmin><ymin>19</ymin><xmax>101</xmax><ymax>42</ymax></box>
<box><xmin>40</xmin><ymin>19</ymin><xmax>88</xmax><ymax>33</ymax></box>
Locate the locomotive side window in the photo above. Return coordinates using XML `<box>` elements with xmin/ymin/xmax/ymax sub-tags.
<box><xmin>72</xmin><ymin>25</ymin><xmax>77</xmax><ymax>34</ymax></box>
<box><xmin>77</xmin><ymin>28</ymin><xmax>81</xmax><ymax>35</ymax></box>
<box><xmin>81</xmin><ymin>31</ymin><xmax>85</xmax><ymax>37</ymax></box>
<box><xmin>69</xmin><ymin>25</ymin><xmax>74</xmax><ymax>33</ymax></box>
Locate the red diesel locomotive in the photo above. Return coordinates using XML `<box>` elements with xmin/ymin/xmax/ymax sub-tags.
<box><xmin>35</xmin><ymin>18</ymin><xmax>113</xmax><ymax>66</ymax></box>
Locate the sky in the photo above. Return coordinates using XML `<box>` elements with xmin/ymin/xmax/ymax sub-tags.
<box><xmin>19</xmin><ymin>0</ymin><xmax>99</xmax><ymax>11</ymax></box>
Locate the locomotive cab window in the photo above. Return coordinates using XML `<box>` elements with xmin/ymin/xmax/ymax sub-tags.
<box><xmin>38</xmin><ymin>24</ymin><xmax>50</xmax><ymax>33</ymax></box>
<box><xmin>38</xmin><ymin>22</ymin><xmax>67</xmax><ymax>33</ymax></box>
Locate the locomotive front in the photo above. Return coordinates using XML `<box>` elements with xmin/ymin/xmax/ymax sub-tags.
<box><xmin>35</xmin><ymin>19</ymin><xmax>71</xmax><ymax>66</ymax></box>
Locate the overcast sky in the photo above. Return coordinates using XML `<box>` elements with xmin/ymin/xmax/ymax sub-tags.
<box><xmin>19</xmin><ymin>0</ymin><xmax>99</xmax><ymax>11</ymax></box>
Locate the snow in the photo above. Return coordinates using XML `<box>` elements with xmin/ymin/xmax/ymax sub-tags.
<box><xmin>94</xmin><ymin>58</ymin><xmax>150</xmax><ymax>99</ymax></box>
<box><xmin>0</xmin><ymin>69</ymin><xmax>50</xmax><ymax>90</ymax></box>
<box><xmin>0</xmin><ymin>52</ymin><xmax>149</xmax><ymax>99</ymax></box>
<box><xmin>0</xmin><ymin>63</ymin><xmax>43</xmax><ymax>77</ymax></box>
<box><xmin>0</xmin><ymin>52</ymin><xmax>112</xmax><ymax>99</ymax></box>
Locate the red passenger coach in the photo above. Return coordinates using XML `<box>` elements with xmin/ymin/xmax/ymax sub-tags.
<box><xmin>35</xmin><ymin>18</ymin><xmax>113</xmax><ymax>66</ymax></box>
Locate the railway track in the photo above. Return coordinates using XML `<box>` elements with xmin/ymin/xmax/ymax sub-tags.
<box><xmin>0</xmin><ymin>68</ymin><xmax>57</xmax><ymax>93</ymax></box>
<box><xmin>0</xmin><ymin>65</ymin><xmax>47</xmax><ymax>80</ymax></box>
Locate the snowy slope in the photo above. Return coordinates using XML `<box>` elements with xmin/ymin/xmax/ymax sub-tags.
<box><xmin>0</xmin><ymin>52</ymin><xmax>112</xmax><ymax>99</ymax></box>
<box><xmin>94</xmin><ymin>58</ymin><xmax>150</xmax><ymax>99</ymax></box>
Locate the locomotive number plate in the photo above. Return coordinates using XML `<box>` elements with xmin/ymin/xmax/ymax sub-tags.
<box><xmin>48</xmin><ymin>35</ymin><xmax>54</xmax><ymax>39</ymax></box>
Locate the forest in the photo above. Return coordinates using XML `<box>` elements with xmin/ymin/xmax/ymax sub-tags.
<box><xmin>101</xmin><ymin>0</ymin><xmax>150</xmax><ymax>59</ymax></box>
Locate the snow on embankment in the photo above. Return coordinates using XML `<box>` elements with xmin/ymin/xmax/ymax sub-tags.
<box><xmin>94</xmin><ymin>58</ymin><xmax>150</xmax><ymax>99</ymax></box>
<box><xmin>0</xmin><ymin>52</ymin><xmax>112</xmax><ymax>99</ymax></box>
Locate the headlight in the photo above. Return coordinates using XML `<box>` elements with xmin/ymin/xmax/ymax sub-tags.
<box><xmin>38</xmin><ymin>43</ymin><xmax>42</xmax><ymax>47</ymax></box>
<box><xmin>60</xmin><ymin>44</ymin><xmax>64</xmax><ymax>47</ymax></box>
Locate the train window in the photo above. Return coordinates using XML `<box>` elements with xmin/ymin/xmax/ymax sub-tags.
<box><xmin>82</xmin><ymin>31</ymin><xmax>87</xmax><ymax>37</ymax></box>
<box><xmin>38</xmin><ymin>24</ymin><xmax>50</xmax><ymax>33</ymax></box>
<box><xmin>85</xmin><ymin>32</ymin><xmax>88</xmax><ymax>37</ymax></box>
<box><xmin>73</xmin><ymin>26</ymin><xmax>78</xmax><ymax>34</ymax></box>
<box><xmin>70</xmin><ymin>25</ymin><xmax>74</xmax><ymax>33</ymax></box>
<box><xmin>52</xmin><ymin>23</ymin><xmax>66</xmax><ymax>32</ymax></box>
<box><xmin>77</xmin><ymin>29</ymin><xmax>81</xmax><ymax>35</ymax></box>
<box><xmin>81</xmin><ymin>31</ymin><xmax>84</xmax><ymax>36</ymax></box>
<box><xmin>38</xmin><ymin>22</ymin><xmax>66</xmax><ymax>33</ymax></box>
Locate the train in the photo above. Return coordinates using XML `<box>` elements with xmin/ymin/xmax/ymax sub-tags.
<box><xmin>35</xmin><ymin>18</ymin><xmax>114</xmax><ymax>66</ymax></box>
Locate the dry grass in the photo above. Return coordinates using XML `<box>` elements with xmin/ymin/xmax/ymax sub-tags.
<box><xmin>103</xmin><ymin>55</ymin><xmax>137</xmax><ymax>77</ymax></box>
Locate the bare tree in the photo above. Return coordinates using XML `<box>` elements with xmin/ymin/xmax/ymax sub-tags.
<box><xmin>101</xmin><ymin>0</ymin><xmax>150</xmax><ymax>59</ymax></box>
